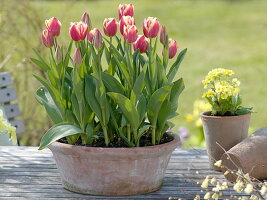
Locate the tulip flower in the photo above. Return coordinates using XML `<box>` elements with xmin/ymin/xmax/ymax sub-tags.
<box><xmin>119</xmin><ymin>16</ymin><xmax>135</xmax><ymax>35</ymax></box>
<box><xmin>73</xmin><ymin>47</ymin><xmax>82</xmax><ymax>65</ymax></box>
<box><xmin>133</xmin><ymin>35</ymin><xmax>148</xmax><ymax>53</ymax></box>
<box><xmin>143</xmin><ymin>17</ymin><xmax>160</xmax><ymax>38</ymax></box>
<box><xmin>160</xmin><ymin>25</ymin><xmax>168</xmax><ymax>44</ymax></box>
<box><xmin>103</xmin><ymin>18</ymin><xmax>118</xmax><ymax>37</ymax></box>
<box><xmin>81</xmin><ymin>12</ymin><xmax>92</xmax><ymax>30</ymax></box>
<box><xmin>123</xmin><ymin>25</ymin><xmax>138</xmax><ymax>43</ymax></box>
<box><xmin>168</xmin><ymin>39</ymin><xmax>178</xmax><ymax>59</ymax></box>
<box><xmin>41</xmin><ymin>29</ymin><xmax>54</xmax><ymax>47</ymax></box>
<box><xmin>118</xmin><ymin>4</ymin><xmax>134</xmax><ymax>20</ymax></box>
<box><xmin>69</xmin><ymin>22</ymin><xmax>88</xmax><ymax>42</ymax></box>
<box><xmin>55</xmin><ymin>45</ymin><xmax>62</xmax><ymax>61</ymax></box>
<box><xmin>88</xmin><ymin>28</ymin><xmax>103</xmax><ymax>49</ymax></box>
<box><xmin>45</xmin><ymin>17</ymin><xmax>61</xmax><ymax>37</ymax></box>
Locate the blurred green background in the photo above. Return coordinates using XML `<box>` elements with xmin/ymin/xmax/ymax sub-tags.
<box><xmin>1</xmin><ymin>0</ymin><xmax>267</xmax><ymax>147</ymax></box>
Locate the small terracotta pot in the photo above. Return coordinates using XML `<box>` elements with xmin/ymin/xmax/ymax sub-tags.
<box><xmin>201</xmin><ymin>111</ymin><xmax>251</xmax><ymax>171</ymax></box>
<box><xmin>221</xmin><ymin>127</ymin><xmax>267</xmax><ymax>182</ymax></box>
<box><xmin>48</xmin><ymin>133</ymin><xmax>180</xmax><ymax>196</ymax></box>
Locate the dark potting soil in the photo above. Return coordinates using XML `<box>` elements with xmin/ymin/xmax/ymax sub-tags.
<box><xmin>58</xmin><ymin>132</ymin><xmax>174</xmax><ymax>148</ymax></box>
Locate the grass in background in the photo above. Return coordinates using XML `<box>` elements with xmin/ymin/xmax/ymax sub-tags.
<box><xmin>1</xmin><ymin>0</ymin><xmax>267</xmax><ymax>146</ymax></box>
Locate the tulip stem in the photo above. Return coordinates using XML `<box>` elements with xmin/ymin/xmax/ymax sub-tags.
<box><xmin>102</xmin><ymin>126</ymin><xmax>109</xmax><ymax>146</ymax></box>
<box><xmin>152</xmin><ymin>125</ymin><xmax>156</xmax><ymax>145</ymax></box>
<box><xmin>127</xmin><ymin>124</ymin><xmax>131</xmax><ymax>142</ymax></box>
<box><xmin>109</xmin><ymin>37</ymin><xmax>112</xmax><ymax>64</ymax></box>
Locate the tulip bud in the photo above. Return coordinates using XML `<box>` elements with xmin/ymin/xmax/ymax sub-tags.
<box><xmin>73</xmin><ymin>47</ymin><xmax>82</xmax><ymax>65</ymax></box>
<box><xmin>168</xmin><ymin>39</ymin><xmax>178</xmax><ymax>59</ymax></box>
<box><xmin>143</xmin><ymin>17</ymin><xmax>160</xmax><ymax>38</ymax></box>
<box><xmin>119</xmin><ymin>16</ymin><xmax>135</xmax><ymax>35</ymax></box>
<box><xmin>118</xmin><ymin>4</ymin><xmax>134</xmax><ymax>20</ymax></box>
<box><xmin>45</xmin><ymin>17</ymin><xmax>61</xmax><ymax>37</ymax></box>
<box><xmin>87</xmin><ymin>29</ymin><xmax>95</xmax><ymax>43</ymax></box>
<box><xmin>55</xmin><ymin>45</ymin><xmax>62</xmax><ymax>61</ymax></box>
<box><xmin>123</xmin><ymin>25</ymin><xmax>138</xmax><ymax>44</ymax></box>
<box><xmin>133</xmin><ymin>35</ymin><xmax>148</xmax><ymax>53</ymax></box>
<box><xmin>103</xmin><ymin>18</ymin><xmax>118</xmax><ymax>37</ymax></box>
<box><xmin>41</xmin><ymin>29</ymin><xmax>54</xmax><ymax>47</ymax></box>
<box><xmin>160</xmin><ymin>25</ymin><xmax>168</xmax><ymax>44</ymax></box>
<box><xmin>94</xmin><ymin>29</ymin><xmax>103</xmax><ymax>49</ymax></box>
<box><xmin>81</xmin><ymin>12</ymin><xmax>92</xmax><ymax>30</ymax></box>
<box><xmin>69</xmin><ymin>22</ymin><xmax>88</xmax><ymax>42</ymax></box>
<box><xmin>88</xmin><ymin>28</ymin><xmax>103</xmax><ymax>49</ymax></box>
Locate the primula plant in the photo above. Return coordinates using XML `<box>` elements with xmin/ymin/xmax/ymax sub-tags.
<box><xmin>0</xmin><ymin>110</ymin><xmax>17</xmax><ymax>144</ymax></box>
<box><xmin>202</xmin><ymin>68</ymin><xmax>253</xmax><ymax>116</ymax></box>
<box><xmin>32</xmin><ymin>4</ymin><xmax>187</xmax><ymax>149</ymax></box>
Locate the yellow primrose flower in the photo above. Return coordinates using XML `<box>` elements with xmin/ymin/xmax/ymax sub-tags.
<box><xmin>186</xmin><ymin>114</ymin><xmax>193</xmax><ymax>122</ymax></box>
<box><xmin>195</xmin><ymin>118</ymin><xmax>202</xmax><ymax>127</ymax></box>
<box><xmin>232</xmin><ymin>78</ymin><xmax>240</xmax><ymax>86</ymax></box>
<box><xmin>206</xmin><ymin>89</ymin><xmax>216</xmax><ymax>98</ymax></box>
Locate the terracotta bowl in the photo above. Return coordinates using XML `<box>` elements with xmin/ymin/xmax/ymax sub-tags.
<box><xmin>48</xmin><ymin>133</ymin><xmax>181</xmax><ymax>196</ymax></box>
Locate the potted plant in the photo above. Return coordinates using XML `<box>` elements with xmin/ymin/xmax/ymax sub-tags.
<box><xmin>32</xmin><ymin>4</ymin><xmax>187</xmax><ymax>195</ymax></box>
<box><xmin>200</xmin><ymin>68</ymin><xmax>253</xmax><ymax>171</ymax></box>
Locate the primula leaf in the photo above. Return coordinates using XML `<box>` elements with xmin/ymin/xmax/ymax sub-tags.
<box><xmin>107</xmin><ymin>92</ymin><xmax>139</xmax><ymax>131</ymax></box>
<box><xmin>36</xmin><ymin>87</ymin><xmax>63</xmax><ymax>124</ymax></box>
<box><xmin>167</xmin><ymin>48</ymin><xmax>187</xmax><ymax>82</ymax></box>
<box><xmin>39</xmin><ymin>123</ymin><xmax>83</xmax><ymax>150</ymax></box>
<box><xmin>147</xmin><ymin>85</ymin><xmax>173</xmax><ymax>126</ymax></box>
<box><xmin>235</xmin><ymin>107</ymin><xmax>253</xmax><ymax>115</ymax></box>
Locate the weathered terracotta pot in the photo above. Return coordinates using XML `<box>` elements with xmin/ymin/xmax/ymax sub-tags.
<box><xmin>221</xmin><ymin>127</ymin><xmax>267</xmax><ymax>182</ymax></box>
<box><xmin>48</xmin><ymin>133</ymin><xmax>180</xmax><ymax>196</ymax></box>
<box><xmin>201</xmin><ymin>111</ymin><xmax>251</xmax><ymax>171</ymax></box>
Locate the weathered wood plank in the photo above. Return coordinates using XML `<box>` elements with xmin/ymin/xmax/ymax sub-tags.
<box><xmin>2</xmin><ymin>103</ymin><xmax>20</xmax><ymax>119</ymax></box>
<box><xmin>0</xmin><ymin>72</ymin><xmax>13</xmax><ymax>87</ymax></box>
<box><xmin>0</xmin><ymin>87</ymin><xmax>17</xmax><ymax>103</ymax></box>
<box><xmin>9</xmin><ymin>119</ymin><xmax>25</xmax><ymax>133</ymax></box>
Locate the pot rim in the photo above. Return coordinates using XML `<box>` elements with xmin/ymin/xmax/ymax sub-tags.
<box><xmin>48</xmin><ymin>132</ymin><xmax>181</xmax><ymax>153</ymax></box>
<box><xmin>201</xmin><ymin>111</ymin><xmax>251</xmax><ymax>120</ymax></box>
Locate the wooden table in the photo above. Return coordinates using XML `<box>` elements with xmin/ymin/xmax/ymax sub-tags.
<box><xmin>0</xmin><ymin>147</ymin><xmax>242</xmax><ymax>200</ymax></box>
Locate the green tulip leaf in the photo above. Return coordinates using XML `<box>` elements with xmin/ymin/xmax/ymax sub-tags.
<box><xmin>167</xmin><ymin>48</ymin><xmax>187</xmax><ymax>82</ymax></box>
<box><xmin>170</xmin><ymin>78</ymin><xmax>185</xmax><ymax>110</ymax></box>
<box><xmin>147</xmin><ymin>85</ymin><xmax>172</xmax><ymax>126</ymax></box>
<box><xmin>102</xmin><ymin>72</ymin><xmax>125</xmax><ymax>94</ymax></box>
<box><xmin>36</xmin><ymin>87</ymin><xmax>63</xmax><ymax>124</ymax></box>
<box><xmin>107</xmin><ymin>92</ymin><xmax>139</xmax><ymax>131</ymax></box>
<box><xmin>39</xmin><ymin>123</ymin><xmax>83</xmax><ymax>150</ymax></box>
